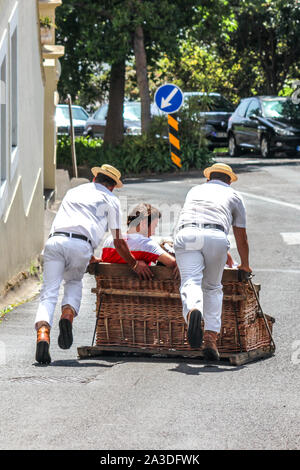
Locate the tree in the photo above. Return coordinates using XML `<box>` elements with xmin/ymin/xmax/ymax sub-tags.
<box><xmin>56</xmin><ymin>1</ymin><xmax>133</xmax><ymax>145</ymax></box>
<box><xmin>193</xmin><ymin>0</ymin><xmax>300</xmax><ymax>95</ymax></box>
<box><xmin>131</xmin><ymin>0</ymin><xmax>204</xmax><ymax>133</ymax></box>
<box><xmin>228</xmin><ymin>1</ymin><xmax>300</xmax><ymax>94</ymax></box>
<box><xmin>56</xmin><ymin>1</ymin><xmax>205</xmax><ymax>142</ymax></box>
<box><xmin>134</xmin><ymin>24</ymin><xmax>151</xmax><ymax>133</ymax></box>
<box><xmin>104</xmin><ymin>60</ymin><xmax>125</xmax><ymax>145</ymax></box>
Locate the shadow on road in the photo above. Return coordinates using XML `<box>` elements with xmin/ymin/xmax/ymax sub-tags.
<box><xmin>33</xmin><ymin>359</ymin><xmax>118</xmax><ymax>368</ymax></box>
<box><xmin>38</xmin><ymin>356</ymin><xmax>246</xmax><ymax>374</ymax></box>
<box><xmin>168</xmin><ymin>362</ymin><xmax>245</xmax><ymax>375</ymax></box>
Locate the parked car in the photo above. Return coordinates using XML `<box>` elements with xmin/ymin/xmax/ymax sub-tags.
<box><xmin>84</xmin><ymin>101</ymin><xmax>160</xmax><ymax>138</ymax></box>
<box><xmin>183</xmin><ymin>92</ymin><xmax>235</xmax><ymax>149</ymax></box>
<box><xmin>56</xmin><ymin>104</ymin><xmax>89</xmax><ymax>137</ymax></box>
<box><xmin>227</xmin><ymin>96</ymin><xmax>300</xmax><ymax>157</ymax></box>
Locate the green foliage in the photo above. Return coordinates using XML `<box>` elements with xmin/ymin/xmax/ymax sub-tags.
<box><xmin>0</xmin><ymin>304</ymin><xmax>16</xmax><ymax>321</ymax></box>
<box><xmin>57</xmin><ymin>135</ymin><xmax>103</xmax><ymax>166</ymax></box>
<box><xmin>57</xmin><ymin>135</ymin><xmax>171</xmax><ymax>174</ymax></box>
<box><xmin>39</xmin><ymin>16</ymin><xmax>55</xmax><ymax>29</ymax></box>
<box><xmin>156</xmin><ymin>0</ymin><xmax>300</xmax><ymax>101</ymax></box>
<box><xmin>211</xmin><ymin>0</ymin><xmax>300</xmax><ymax>94</ymax></box>
<box><xmin>75</xmin><ymin>68</ymin><xmax>110</xmax><ymax>112</ymax></box>
<box><xmin>57</xmin><ymin>118</ymin><xmax>213</xmax><ymax>176</ymax></box>
<box><xmin>153</xmin><ymin>44</ymin><xmax>246</xmax><ymax>104</ymax></box>
<box><xmin>56</xmin><ymin>0</ymin><xmax>300</xmax><ymax>113</ymax></box>
<box><xmin>179</xmin><ymin>94</ymin><xmax>216</xmax><ymax>145</ymax></box>
<box><xmin>56</xmin><ymin>0</ymin><xmax>204</xmax><ymax>103</ymax></box>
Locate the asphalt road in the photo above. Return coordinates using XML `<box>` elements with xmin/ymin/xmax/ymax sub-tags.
<box><xmin>0</xmin><ymin>155</ymin><xmax>300</xmax><ymax>450</ymax></box>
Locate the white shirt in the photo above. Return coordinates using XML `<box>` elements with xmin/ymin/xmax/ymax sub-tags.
<box><xmin>176</xmin><ymin>180</ymin><xmax>246</xmax><ymax>235</ymax></box>
<box><xmin>51</xmin><ymin>183</ymin><xmax>122</xmax><ymax>249</ymax></box>
<box><xmin>102</xmin><ymin>233</ymin><xmax>164</xmax><ymax>264</ymax></box>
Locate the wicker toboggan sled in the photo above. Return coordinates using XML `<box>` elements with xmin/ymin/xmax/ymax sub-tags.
<box><xmin>77</xmin><ymin>263</ymin><xmax>275</xmax><ymax>366</ymax></box>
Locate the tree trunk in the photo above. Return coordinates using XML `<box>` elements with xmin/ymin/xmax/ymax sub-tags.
<box><xmin>269</xmin><ymin>31</ymin><xmax>278</xmax><ymax>94</ymax></box>
<box><xmin>134</xmin><ymin>24</ymin><xmax>151</xmax><ymax>134</ymax></box>
<box><xmin>104</xmin><ymin>60</ymin><xmax>125</xmax><ymax>146</ymax></box>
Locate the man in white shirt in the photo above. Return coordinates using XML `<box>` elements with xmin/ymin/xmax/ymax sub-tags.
<box><xmin>35</xmin><ymin>164</ymin><xmax>152</xmax><ymax>364</ymax></box>
<box><xmin>174</xmin><ymin>163</ymin><xmax>251</xmax><ymax>360</ymax></box>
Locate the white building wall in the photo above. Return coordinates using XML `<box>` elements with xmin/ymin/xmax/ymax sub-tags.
<box><xmin>0</xmin><ymin>0</ymin><xmax>44</xmax><ymax>292</ymax></box>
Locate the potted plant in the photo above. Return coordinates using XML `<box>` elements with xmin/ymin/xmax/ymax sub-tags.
<box><xmin>39</xmin><ymin>16</ymin><xmax>55</xmax><ymax>45</ymax></box>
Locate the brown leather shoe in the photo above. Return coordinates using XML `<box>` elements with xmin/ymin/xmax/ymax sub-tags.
<box><xmin>36</xmin><ymin>325</ymin><xmax>51</xmax><ymax>364</ymax></box>
<box><xmin>58</xmin><ymin>305</ymin><xmax>75</xmax><ymax>350</ymax></box>
<box><xmin>203</xmin><ymin>330</ymin><xmax>220</xmax><ymax>361</ymax></box>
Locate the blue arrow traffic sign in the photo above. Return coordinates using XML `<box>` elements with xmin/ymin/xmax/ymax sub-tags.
<box><xmin>154</xmin><ymin>83</ymin><xmax>184</xmax><ymax>114</ymax></box>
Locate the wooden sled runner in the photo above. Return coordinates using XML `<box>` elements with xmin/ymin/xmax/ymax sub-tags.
<box><xmin>78</xmin><ymin>264</ymin><xmax>275</xmax><ymax>366</ymax></box>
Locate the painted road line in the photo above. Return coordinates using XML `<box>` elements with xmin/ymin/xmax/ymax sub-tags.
<box><xmin>254</xmin><ymin>268</ymin><xmax>300</xmax><ymax>274</ymax></box>
<box><xmin>280</xmin><ymin>233</ymin><xmax>300</xmax><ymax>245</ymax></box>
<box><xmin>241</xmin><ymin>191</ymin><xmax>300</xmax><ymax>211</ymax></box>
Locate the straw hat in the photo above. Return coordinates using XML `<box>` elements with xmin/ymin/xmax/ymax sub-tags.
<box><xmin>203</xmin><ymin>163</ymin><xmax>237</xmax><ymax>183</ymax></box>
<box><xmin>91</xmin><ymin>164</ymin><xmax>123</xmax><ymax>188</ymax></box>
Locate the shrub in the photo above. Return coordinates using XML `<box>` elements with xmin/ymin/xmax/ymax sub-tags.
<box><xmin>57</xmin><ymin>118</ymin><xmax>213</xmax><ymax>176</ymax></box>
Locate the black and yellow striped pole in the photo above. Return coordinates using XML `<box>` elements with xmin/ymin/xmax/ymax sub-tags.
<box><xmin>154</xmin><ymin>83</ymin><xmax>184</xmax><ymax>169</ymax></box>
<box><xmin>167</xmin><ymin>113</ymin><xmax>182</xmax><ymax>168</ymax></box>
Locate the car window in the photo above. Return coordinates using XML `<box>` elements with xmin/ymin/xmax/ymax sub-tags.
<box><xmin>236</xmin><ymin>99</ymin><xmax>251</xmax><ymax>117</ymax></box>
<box><xmin>57</xmin><ymin>106</ymin><xmax>88</xmax><ymax>121</ymax></box>
<box><xmin>123</xmin><ymin>103</ymin><xmax>141</xmax><ymax>120</ymax></box>
<box><xmin>184</xmin><ymin>94</ymin><xmax>234</xmax><ymax>112</ymax></box>
<box><xmin>261</xmin><ymin>99</ymin><xmax>300</xmax><ymax>120</ymax></box>
<box><xmin>56</xmin><ymin>107</ymin><xmax>65</xmax><ymax>120</ymax></box>
<box><xmin>94</xmin><ymin>103</ymin><xmax>142</xmax><ymax>121</ymax></box>
<box><xmin>246</xmin><ymin>99</ymin><xmax>261</xmax><ymax>118</ymax></box>
<box><xmin>94</xmin><ymin>105</ymin><xmax>108</xmax><ymax>120</ymax></box>
<box><xmin>208</xmin><ymin>95</ymin><xmax>234</xmax><ymax>112</ymax></box>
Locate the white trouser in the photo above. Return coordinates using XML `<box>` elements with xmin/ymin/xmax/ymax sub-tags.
<box><xmin>35</xmin><ymin>236</ymin><xmax>93</xmax><ymax>328</ymax></box>
<box><xmin>174</xmin><ymin>227</ymin><xmax>229</xmax><ymax>333</ymax></box>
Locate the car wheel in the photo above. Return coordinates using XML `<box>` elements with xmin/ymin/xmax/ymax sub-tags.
<box><xmin>228</xmin><ymin>134</ymin><xmax>240</xmax><ymax>157</ymax></box>
<box><xmin>260</xmin><ymin>136</ymin><xmax>273</xmax><ymax>158</ymax></box>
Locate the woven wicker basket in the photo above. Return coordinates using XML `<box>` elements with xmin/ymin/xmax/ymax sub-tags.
<box><xmin>92</xmin><ymin>264</ymin><xmax>274</xmax><ymax>354</ymax></box>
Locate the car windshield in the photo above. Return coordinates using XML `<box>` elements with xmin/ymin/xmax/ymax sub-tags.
<box><xmin>261</xmin><ymin>99</ymin><xmax>300</xmax><ymax>120</ymax></box>
<box><xmin>184</xmin><ymin>94</ymin><xmax>234</xmax><ymax>112</ymax></box>
<box><xmin>57</xmin><ymin>106</ymin><xmax>88</xmax><ymax>121</ymax></box>
<box><xmin>94</xmin><ymin>103</ymin><xmax>141</xmax><ymax>121</ymax></box>
<box><xmin>94</xmin><ymin>105</ymin><xmax>108</xmax><ymax>120</ymax></box>
<box><xmin>123</xmin><ymin>103</ymin><xmax>141</xmax><ymax>121</ymax></box>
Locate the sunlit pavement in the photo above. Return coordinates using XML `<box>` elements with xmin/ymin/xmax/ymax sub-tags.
<box><xmin>0</xmin><ymin>158</ymin><xmax>300</xmax><ymax>450</ymax></box>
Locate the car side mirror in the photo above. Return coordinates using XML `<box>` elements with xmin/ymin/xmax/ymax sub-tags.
<box><xmin>249</xmin><ymin>114</ymin><xmax>258</xmax><ymax>120</ymax></box>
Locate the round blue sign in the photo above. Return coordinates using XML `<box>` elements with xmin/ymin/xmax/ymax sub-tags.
<box><xmin>154</xmin><ymin>83</ymin><xmax>184</xmax><ymax>114</ymax></box>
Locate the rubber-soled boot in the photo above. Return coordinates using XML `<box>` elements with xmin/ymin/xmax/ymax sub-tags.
<box><xmin>187</xmin><ymin>309</ymin><xmax>203</xmax><ymax>348</ymax></box>
<box><xmin>58</xmin><ymin>305</ymin><xmax>75</xmax><ymax>349</ymax></box>
<box><xmin>36</xmin><ymin>325</ymin><xmax>51</xmax><ymax>364</ymax></box>
<box><xmin>203</xmin><ymin>330</ymin><xmax>220</xmax><ymax>361</ymax></box>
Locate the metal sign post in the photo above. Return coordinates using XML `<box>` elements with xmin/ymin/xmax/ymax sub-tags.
<box><xmin>154</xmin><ymin>84</ymin><xmax>184</xmax><ymax>168</ymax></box>
<box><xmin>67</xmin><ymin>94</ymin><xmax>78</xmax><ymax>178</ymax></box>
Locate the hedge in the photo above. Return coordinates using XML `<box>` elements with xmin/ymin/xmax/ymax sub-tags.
<box><xmin>57</xmin><ymin>134</ymin><xmax>214</xmax><ymax>176</ymax></box>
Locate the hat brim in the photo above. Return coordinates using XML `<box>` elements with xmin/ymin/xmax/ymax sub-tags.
<box><xmin>91</xmin><ymin>167</ymin><xmax>123</xmax><ymax>188</ymax></box>
<box><xmin>203</xmin><ymin>167</ymin><xmax>237</xmax><ymax>183</ymax></box>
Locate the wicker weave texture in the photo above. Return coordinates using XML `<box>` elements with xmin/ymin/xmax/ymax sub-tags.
<box><xmin>94</xmin><ymin>274</ymin><xmax>274</xmax><ymax>353</ymax></box>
